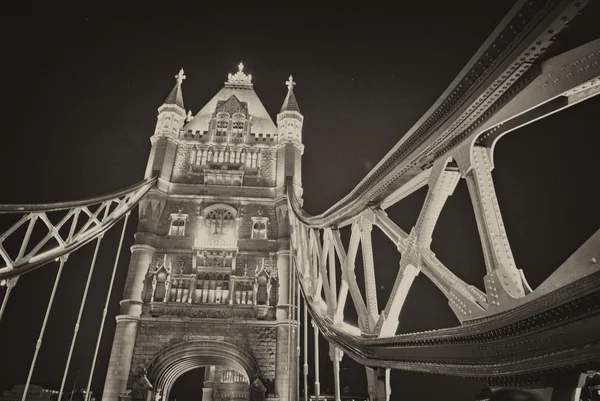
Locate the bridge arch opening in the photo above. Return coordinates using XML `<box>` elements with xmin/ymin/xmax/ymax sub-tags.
<box><xmin>145</xmin><ymin>340</ymin><xmax>264</xmax><ymax>401</ymax></box>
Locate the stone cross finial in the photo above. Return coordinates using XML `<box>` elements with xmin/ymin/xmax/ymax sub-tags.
<box><xmin>176</xmin><ymin>68</ymin><xmax>186</xmax><ymax>85</ymax></box>
<box><xmin>286</xmin><ymin>75</ymin><xmax>296</xmax><ymax>90</ymax></box>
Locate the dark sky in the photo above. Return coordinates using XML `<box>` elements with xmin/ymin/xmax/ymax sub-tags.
<box><xmin>1</xmin><ymin>4</ymin><xmax>599</xmax><ymax>401</ymax></box>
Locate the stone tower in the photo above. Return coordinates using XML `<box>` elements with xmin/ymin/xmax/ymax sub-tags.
<box><xmin>102</xmin><ymin>64</ymin><xmax>302</xmax><ymax>401</ymax></box>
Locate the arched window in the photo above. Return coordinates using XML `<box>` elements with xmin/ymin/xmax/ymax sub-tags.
<box><xmin>216</xmin><ymin>117</ymin><xmax>228</xmax><ymax>138</ymax></box>
<box><xmin>251</xmin><ymin>217</ymin><xmax>268</xmax><ymax>240</ymax></box>
<box><xmin>232</xmin><ymin>120</ymin><xmax>244</xmax><ymax>138</ymax></box>
<box><xmin>169</xmin><ymin>212</ymin><xmax>188</xmax><ymax>236</ymax></box>
<box><xmin>205</xmin><ymin>206</ymin><xmax>236</xmax><ymax>235</ymax></box>
<box><xmin>169</xmin><ymin>218</ymin><xmax>186</xmax><ymax>236</ymax></box>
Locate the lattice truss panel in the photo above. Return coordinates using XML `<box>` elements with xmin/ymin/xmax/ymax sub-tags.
<box><xmin>0</xmin><ymin>178</ymin><xmax>155</xmax><ymax>281</ymax></box>
<box><xmin>289</xmin><ymin>158</ymin><xmax>494</xmax><ymax>340</ymax></box>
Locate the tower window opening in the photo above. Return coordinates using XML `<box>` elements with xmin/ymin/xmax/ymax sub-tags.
<box><xmin>251</xmin><ymin>217</ymin><xmax>268</xmax><ymax>239</ymax></box>
<box><xmin>232</xmin><ymin>121</ymin><xmax>244</xmax><ymax>137</ymax></box>
<box><xmin>216</xmin><ymin>120</ymin><xmax>228</xmax><ymax>137</ymax></box>
<box><xmin>206</xmin><ymin>208</ymin><xmax>236</xmax><ymax>235</ymax></box>
<box><xmin>169</xmin><ymin>217</ymin><xmax>187</xmax><ymax>236</ymax></box>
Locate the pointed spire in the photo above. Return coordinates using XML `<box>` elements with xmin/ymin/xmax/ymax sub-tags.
<box><xmin>163</xmin><ymin>68</ymin><xmax>186</xmax><ymax>108</ymax></box>
<box><xmin>280</xmin><ymin>75</ymin><xmax>300</xmax><ymax>113</ymax></box>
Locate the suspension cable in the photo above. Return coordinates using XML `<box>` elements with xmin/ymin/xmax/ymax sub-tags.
<box><xmin>85</xmin><ymin>212</ymin><xmax>129</xmax><ymax>401</ymax></box>
<box><xmin>286</xmin><ymin>253</ymin><xmax>294</xmax><ymax>401</ymax></box>
<box><xmin>22</xmin><ymin>257</ymin><xmax>67</xmax><ymax>401</ymax></box>
<box><xmin>314</xmin><ymin>317</ymin><xmax>320</xmax><ymax>401</ymax></box>
<box><xmin>291</xmin><ymin>257</ymin><xmax>297</xmax><ymax>401</ymax></box>
<box><xmin>303</xmin><ymin>291</ymin><xmax>309</xmax><ymax>401</ymax></box>
<box><xmin>58</xmin><ymin>231</ymin><xmax>104</xmax><ymax>400</ymax></box>
<box><xmin>297</xmin><ymin>268</ymin><xmax>301</xmax><ymax>401</ymax></box>
<box><xmin>0</xmin><ymin>277</ymin><xmax>18</xmax><ymax>324</ymax></box>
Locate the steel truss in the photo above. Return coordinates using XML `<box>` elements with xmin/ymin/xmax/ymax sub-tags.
<box><xmin>288</xmin><ymin>3</ymin><xmax>600</xmax><ymax>398</ymax></box>
<box><xmin>0</xmin><ymin>177</ymin><xmax>155</xmax><ymax>281</ymax></box>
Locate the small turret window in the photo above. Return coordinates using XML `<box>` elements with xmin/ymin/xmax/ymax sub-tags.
<box><xmin>251</xmin><ymin>217</ymin><xmax>268</xmax><ymax>239</ymax></box>
<box><xmin>169</xmin><ymin>212</ymin><xmax>188</xmax><ymax>236</ymax></box>
<box><xmin>169</xmin><ymin>218</ymin><xmax>186</xmax><ymax>236</ymax></box>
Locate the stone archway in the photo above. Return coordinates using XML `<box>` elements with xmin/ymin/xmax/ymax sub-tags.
<box><xmin>145</xmin><ymin>340</ymin><xmax>265</xmax><ymax>401</ymax></box>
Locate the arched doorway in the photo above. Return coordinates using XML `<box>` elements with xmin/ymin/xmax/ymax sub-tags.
<box><xmin>169</xmin><ymin>367</ymin><xmax>205</xmax><ymax>401</ymax></box>
<box><xmin>171</xmin><ymin>365</ymin><xmax>251</xmax><ymax>401</ymax></box>
<box><xmin>144</xmin><ymin>340</ymin><xmax>265</xmax><ymax>401</ymax></box>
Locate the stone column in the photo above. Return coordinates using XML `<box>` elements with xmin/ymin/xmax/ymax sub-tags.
<box><xmin>275</xmin><ymin>236</ymin><xmax>294</xmax><ymax>400</ymax></box>
<box><xmin>102</xmin><ymin>243</ymin><xmax>154</xmax><ymax>401</ymax></box>
<box><xmin>202</xmin><ymin>366</ymin><xmax>216</xmax><ymax>401</ymax></box>
<box><xmin>275</xmin><ymin>323</ymin><xmax>297</xmax><ymax>401</ymax></box>
<box><xmin>276</xmin><ymin>244</ymin><xmax>290</xmax><ymax>320</ymax></box>
<box><xmin>366</xmin><ymin>367</ymin><xmax>390</xmax><ymax>401</ymax></box>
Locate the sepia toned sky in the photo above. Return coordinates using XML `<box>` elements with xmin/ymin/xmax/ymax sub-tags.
<box><xmin>1</xmin><ymin>3</ymin><xmax>599</xmax><ymax>401</ymax></box>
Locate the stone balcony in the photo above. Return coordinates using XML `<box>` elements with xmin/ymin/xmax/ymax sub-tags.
<box><xmin>194</xmin><ymin>235</ymin><xmax>238</xmax><ymax>249</ymax></box>
<box><xmin>143</xmin><ymin>302</ymin><xmax>275</xmax><ymax>320</ymax></box>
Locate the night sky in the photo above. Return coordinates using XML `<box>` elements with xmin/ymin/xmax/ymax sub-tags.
<box><xmin>1</xmin><ymin>4</ymin><xmax>599</xmax><ymax>401</ymax></box>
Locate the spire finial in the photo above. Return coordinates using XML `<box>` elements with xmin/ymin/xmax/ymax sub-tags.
<box><xmin>227</xmin><ymin>62</ymin><xmax>252</xmax><ymax>85</ymax></box>
<box><xmin>175</xmin><ymin>68</ymin><xmax>186</xmax><ymax>86</ymax></box>
<box><xmin>286</xmin><ymin>75</ymin><xmax>296</xmax><ymax>91</ymax></box>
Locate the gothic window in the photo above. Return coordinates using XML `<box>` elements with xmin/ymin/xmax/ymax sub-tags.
<box><xmin>169</xmin><ymin>218</ymin><xmax>185</xmax><ymax>236</ymax></box>
<box><xmin>195</xmin><ymin>148</ymin><xmax>205</xmax><ymax>165</ymax></box>
<box><xmin>232</xmin><ymin>120</ymin><xmax>244</xmax><ymax>137</ymax></box>
<box><xmin>169</xmin><ymin>212</ymin><xmax>188</xmax><ymax>236</ymax></box>
<box><xmin>245</xmin><ymin>150</ymin><xmax>260</xmax><ymax>168</ymax></box>
<box><xmin>205</xmin><ymin>207</ymin><xmax>236</xmax><ymax>235</ymax></box>
<box><xmin>235</xmin><ymin>281</ymin><xmax>253</xmax><ymax>305</ymax></box>
<box><xmin>251</xmin><ymin>217</ymin><xmax>268</xmax><ymax>239</ymax></box>
<box><xmin>252</xmin><ymin>222</ymin><xmax>266</xmax><ymax>239</ymax></box>
<box><xmin>216</xmin><ymin>120</ymin><xmax>228</xmax><ymax>137</ymax></box>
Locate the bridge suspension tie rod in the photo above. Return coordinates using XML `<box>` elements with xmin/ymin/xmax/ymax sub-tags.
<box><xmin>58</xmin><ymin>209</ymin><xmax>107</xmax><ymax>401</ymax></box>
<box><xmin>0</xmin><ymin>277</ymin><xmax>18</xmax><ymax>325</ymax></box>
<box><xmin>303</xmin><ymin>291</ymin><xmax>309</xmax><ymax>401</ymax></box>
<box><xmin>22</xmin><ymin>257</ymin><xmax>67</xmax><ymax>401</ymax></box>
<box><xmin>297</xmin><ymin>269</ymin><xmax>301</xmax><ymax>401</ymax></box>
<box><xmin>84</xmin><ymin>212</ymin><xmax>129</xmax><ymax>401</ymax></box>
<box><xmin>314</xmin><ymin>317</ymin><xmax>320</xmax><ymax>401</ymax></box>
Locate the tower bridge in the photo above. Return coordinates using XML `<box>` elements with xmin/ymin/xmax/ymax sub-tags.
<box><xmin>1</xmin><ymin>1</ymin><xmax>600</xmax><ymax>401</ymax></box>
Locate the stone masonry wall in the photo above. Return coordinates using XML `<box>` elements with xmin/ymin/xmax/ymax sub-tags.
<box><xmin>128</xmin><ymin>320</ymin><xmax>277</xmax><ymax>388</ymax></box>
<box><xmin>154</xmin><ymin>200</ymin><xmax>279</xmax><ymax>241</ymax></box>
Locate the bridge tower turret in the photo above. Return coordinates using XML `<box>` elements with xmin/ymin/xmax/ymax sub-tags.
<box><xmin>144</xmin><ymin>68</ymin><xmax>187</xmax><ymax>180</ymax></box>
<box><xmin>276</xmin><ymin>75</ymin><xmax>304</xmax><ymax>197</ymax></box>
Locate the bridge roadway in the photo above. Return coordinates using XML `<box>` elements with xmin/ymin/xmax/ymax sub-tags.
<box><xmin>303</xmin><ymin>231</ymin><xmax>600</xmax><ymax>385</ymax></box>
